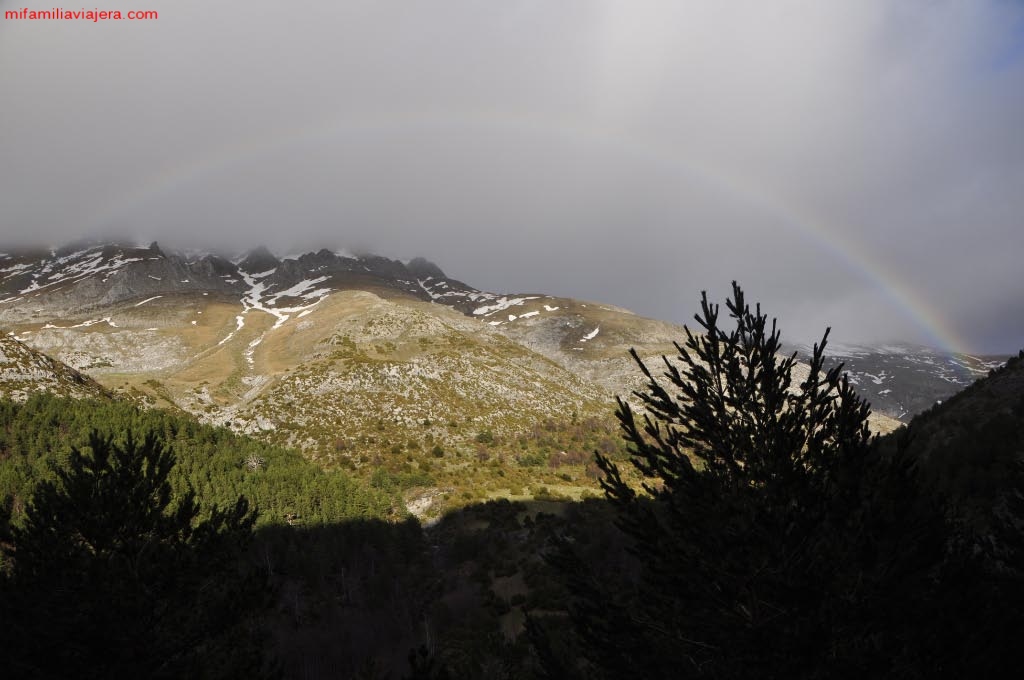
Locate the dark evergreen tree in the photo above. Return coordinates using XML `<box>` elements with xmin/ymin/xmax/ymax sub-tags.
<box><xmin>538</xmin><ymin>282</ymin><xmax>1022</xmax><ymax>679</ymax></box>
<box><xmin>0</xmin><ymin>430</ymin><xmax>270</xmax><ymax>679</ymax></box>
<box><xmin>0</xmin><ymin>494</ymin><xmax>11</xmax><ymax>569</ymax></box>
<box><xmin>404</xmin><ymin>645</ymin><xmax>453</xmax><ymax>680</ymax></box>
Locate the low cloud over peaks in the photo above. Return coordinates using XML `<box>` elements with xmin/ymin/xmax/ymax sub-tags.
<box><xmin>2</xmin><ymin>0</ymin><xmax>1022</xmax><ymax>352</ymax></box>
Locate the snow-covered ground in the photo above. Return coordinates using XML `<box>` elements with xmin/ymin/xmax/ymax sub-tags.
<box><xmin>229</xmin><ymin>267</ymin><xmax>334</xmax><ymax>365</ymax></box>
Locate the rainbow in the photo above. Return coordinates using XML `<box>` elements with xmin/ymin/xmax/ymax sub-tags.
<box><xmin>81</xmin><ymin>111</ymin><xmax>970</xmax><ymax>357</ymax></box>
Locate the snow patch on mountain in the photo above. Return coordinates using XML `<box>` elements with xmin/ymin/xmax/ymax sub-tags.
<box><xmin>472</xmin><ymin>296</ymin><xmax>540</xmax><ymax>316</ymax></box>
<box><xmin>233</xmin><ymin>270</ymin><xmax>334</xmax><ymax>361</ymax></box>
<box><xmin>217</xmin><ymin>316</ymin><xmax>246</xmax><ymax>347</ymax></box>
<box><xmin>245</xmin><ymin>335</ymin><xmax>263</xmax><ymax>367</ymax></box>
<box><xmin>41</xmin><ymin>317</ymin><xmax>119</xmax><ymax>330</ymax></box>
<box><xmin>269</xmin><ymin>276</ymin><xmax>330</xmax><ymax>304</ymax></box>
<box><xmin>0</xmin><ymin>263</ymin><xmax>32</xmax><ymax>276</ymax></box>
<box><xmin>19</xmin><ymin>247</ymin><xmax>143</xmax><ymax>294</ymax></box>
<box><xmin>417</xmin><ymin>279</ymin><xmax>442</xmax><ymax>300</ymax></box>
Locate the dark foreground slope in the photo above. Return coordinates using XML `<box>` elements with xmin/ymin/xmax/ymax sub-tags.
<box><xmin>886</xmin><ymin>350</ymin><xmax>1024</xmax><ymax>514</ymax></box>
<box><xmin>0</xmin><ymin>392</ymin><xmax>584</xmax><ymax>677</ymax></box>
<box><xmin>1</xmin><ymin>353</ymin><xmax>1020</xmax><ymax>677</ymax></box>
<box><xmin>0</xmin><ymin>394</ymin><xmax>415</xmax><ymax>677</ymax></box>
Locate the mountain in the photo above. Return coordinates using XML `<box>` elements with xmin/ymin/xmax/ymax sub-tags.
<box><xmin>1</xmin><ymin>241</ymin><xmax>904</xmax><ymax>515</ymax></box>
<box><xmin>6</xmin><ymin>245</ymin><xmax>1016</xmax><ymax>677</ymax></box>
<box><xmin>883</xmin><ymin>350</ymin><xmax>1024</xmax><ymax>509</ymax></box>
<box><xmin>0</xmin><ymin>334</ymin><xmax>108</xmax><ymax>401</ymax></box>
<box><xmin>791</xmin><ymin>342</ymin><xmax>1009</xmax><ymax>422</ymax></box>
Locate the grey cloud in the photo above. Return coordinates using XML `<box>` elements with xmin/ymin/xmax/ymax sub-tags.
<box><xmin>1</xmin><ymin>0</ymin><xmax>1022</xmax><ymax>352</ymax></box>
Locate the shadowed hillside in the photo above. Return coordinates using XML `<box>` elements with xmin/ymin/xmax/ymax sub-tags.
<box><xmin>882</xmin><ymin>350</ymin><xmax>1024</xmax><ymax>513</ymax></box>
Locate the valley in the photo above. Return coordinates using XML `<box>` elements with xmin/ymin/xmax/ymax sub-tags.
<box><xmin>2</xmin><ymin>241</ymin><xmax>998</xmax><ymax>519</ymax></box>
<box><xmin>1</xmin><ymin>243</ymin><xmax>1019</xmax><ymax>678</ymax></box>
<box><xmin>1</xmin><ymin>242</ymin><xmax>686</xmax><ymax>516</ymax></box>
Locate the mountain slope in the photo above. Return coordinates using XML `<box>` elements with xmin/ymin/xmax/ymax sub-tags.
<box><xmin>0</xmin><ymin>242</ymin><xmax>484</xmax><ymax>325</ymax></box>
<box><xmin>884</xmin><ymin>350</ymin><xmax>1024</xmax><ymax>506</ymax></box>
<box><xmin>1</xmin><ymin>241</ymin><xmax>905</xmax><ymax>513</ymax></box>
<box><xmin>792</xmin><ymin>342</ymin><xmax>1009</xmax><ymax>422</ymax></box>
<box><xmin>0</xmin><ymin>334</ymin><xmax>108</xmax><ymax>402</ymax></box>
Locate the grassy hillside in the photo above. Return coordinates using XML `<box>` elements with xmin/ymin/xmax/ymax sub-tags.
<box><xmin>10</xmin><ymin>291</ymin><xmax>652</xmax><ymax>516</ymax></box>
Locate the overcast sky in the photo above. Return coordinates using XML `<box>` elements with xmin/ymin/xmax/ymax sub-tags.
<box><xmin>2</xmin><ymin>1</ymin><xmax>1023</xmax><ymax>353</ymax></box>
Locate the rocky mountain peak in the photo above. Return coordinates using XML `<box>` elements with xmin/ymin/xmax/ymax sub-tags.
<box><xmin>406</xmin><ymin>257</ymin><xmax>447</xmax><ymax>280</ymax></box>
<box><xmin>238</xmin><ymin>246</ymin><xmax>280</xmax><ymax>273</ymax></box>
<box><xmin>294</xmin><ymin>249</ymin><xmax>343</xmax><ymax>269</ymax></box>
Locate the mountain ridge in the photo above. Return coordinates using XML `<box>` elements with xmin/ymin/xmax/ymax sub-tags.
<box><xmin>6</xmin><ymin>240</ymin><xmax>980</xmax><ymax>515</ymax></box>
<box><xmin>2</xmin><ymin>241</ymin><xmax>698</xmax><ymax>514</ymax></box>
<box><xmin>789</xmin><ymin>341</ymin><xmax>1009</xmax><ymax>422</ymax></box>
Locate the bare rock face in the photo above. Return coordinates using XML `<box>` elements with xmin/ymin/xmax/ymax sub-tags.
<box><xmin>0</xmin><ymin>244</ymin><xmax>246</xmax><ymax>322</ymax></box>
<box><xmin>0</xmin><ymin>243</ymin><xmax>484</xmax><ymax>323</ymax></box>
<box><xmin>237</xmin><ymin>246</ymin><xmax>280</xmax><ymax>274</ymax></box>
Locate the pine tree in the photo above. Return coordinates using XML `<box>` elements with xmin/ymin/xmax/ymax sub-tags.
<box><xmin>540</xmin><ymin>282</ymin><xmax>1014</xmax><ymax>679</ymax></box>
<box><xmin>0</xmin><ymin>430</ymin><xmax>269</xmax><ymax>679</ymax></box>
